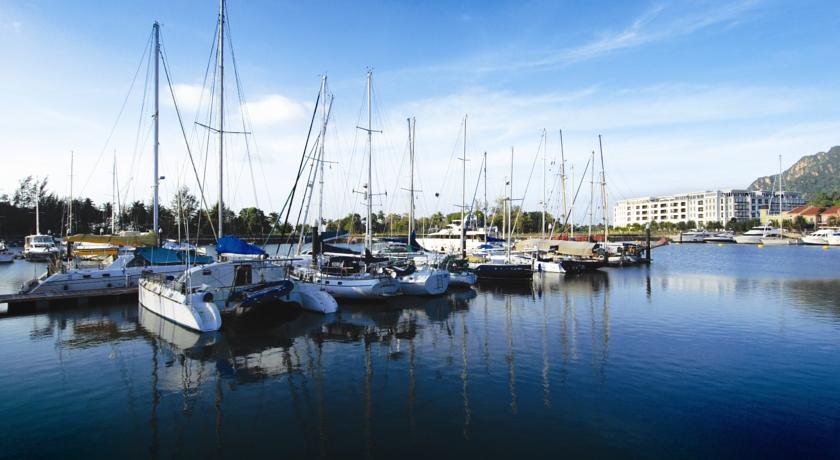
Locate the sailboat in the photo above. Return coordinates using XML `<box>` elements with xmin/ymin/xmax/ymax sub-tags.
<box><xmin>20</xmin><ymin>26</ymin><xmax>206</xmax><ymax>295</ymax></box>
<box><xmin>761</xmin><ymin>155</ymin><xmax>799</xmax><ymax>245</ymax></box>
<box><xmin>290</xmin><ymin>72</ymin><xmax>401</xmax><ymax>300</ymax></box>
<box><xmin>471</xmin><ymin>147</ymin><xmax>532</xmax><ymax>280</ymax></box>
<box><xmin>139</xmin><ymin>3</ymin><xmax>337</xmax><ymax>332</ymax></box>
<box><xmin>391</xmin><ymin>117</ymin><xmax>450</xmax><ymax>295</ymax></box>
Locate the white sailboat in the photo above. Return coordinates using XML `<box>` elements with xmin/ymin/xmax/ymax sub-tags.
<box><xmin>139</xmin><ymin>3</ymin><xmax>336</xmax><ymax>332</ymax></box>
<box><xmin>290</xmin><ymin>72</ymin><xmax>400</xmax><ymax>300</ymax></box>
<box><xmin>761</xmin><ymin>155</ymin><xmax>799</xmax><ymax>245</ymax></box>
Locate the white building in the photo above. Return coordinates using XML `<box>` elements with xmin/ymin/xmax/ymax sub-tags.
<box><xmin>613</xmin><ymin>189</ymin><xmax>805</xmax><ymax>228</ymax></box>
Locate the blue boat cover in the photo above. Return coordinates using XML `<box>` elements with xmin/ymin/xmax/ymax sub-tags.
<box><xmin>135</xmin><ymin>247</ymin><xmax>184</xmax><ymax>265</ymax></box>
<box><xmin>180</xmin><ymin>253</ymin><xmax>214</xmax><ymax>264</ymax></box>
<box><xmin>216</xmin><ymin>236</ymin><xmax>266</xmax><ymax>256</ymax></box>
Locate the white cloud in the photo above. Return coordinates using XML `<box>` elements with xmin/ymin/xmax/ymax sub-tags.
<box><xmin>242</xmin><ymin>94</ymin><xmax>310</xmax><ymax>125</ymax></box>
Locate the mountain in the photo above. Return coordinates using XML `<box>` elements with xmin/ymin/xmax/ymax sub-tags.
<box><xmin>748</xmin><ymin>146</ymin><xmax>840</xmax><ymax>200</ymax></box>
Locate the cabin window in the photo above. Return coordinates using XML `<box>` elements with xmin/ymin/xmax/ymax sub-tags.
<box><xmin>234</xmin><ymin>265</ymin><xmax>252</xmax><ymax>286</ymax></box>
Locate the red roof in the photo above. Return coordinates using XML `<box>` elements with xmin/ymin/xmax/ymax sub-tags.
<box><xmin>788</xmin><ymin>205</ymin><xmax>809</xmax><ymax>214</ymax></box>
<box><xmin>801</xmin><ymin>206</ymin><xmax>823</xmax><ymax>216</ymax></box>
<box><xmin>822</xmin><ymin>206</ymin><xmax>840</xmax><ymax>217</ymax></box>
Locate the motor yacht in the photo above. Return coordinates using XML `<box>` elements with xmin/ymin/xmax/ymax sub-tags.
<box><xmin>733</xmin><ymin>225</ymin><xmax>782</xmax><ymax>244</ymax></box>
<box><xmin>23</xmin><ymin>234</ymin><xmax>59</xmax><ymax>261</ymax></box>
<box><xmin>801</xmin><ymin>228</ymin><xmax>838</xmax><ymax>246</ymax></box>
<box><xmin>703</xmin><ymin>232</ymin><xmax>736</xmax><ymax>243</ymax></box>
<box><xmin>678</xmin><ymin>229</ymin><xmax>711</xmax><ymax>243</ymax></box>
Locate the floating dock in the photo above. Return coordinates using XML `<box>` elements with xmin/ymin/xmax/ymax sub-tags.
<box><xmin>0</xmin><ymin>288</ymin><xmax>137</xmax><ymax>312</ymax></box>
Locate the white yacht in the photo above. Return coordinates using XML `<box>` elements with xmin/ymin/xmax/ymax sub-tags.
<box><xmin>678</xmin><ymin>229</ymin><xmax>711</xmax><ymax>243</ymax></box>
<box><xmin>140</xmin><ymin>259</ymin><xmax>338</xmax><ymax>332</ymax></box>
<box><xmin>703</xmin><ymin>232</ymin><xmax>736</xmax><ymax>243</ymax></box>
<box><xmin>734</xmin><ymin>225</ymin><xmax>782</xmax><ymax>244</ymax></box>
<box><xmin>20</xmin><ymin>247</ymin><xmax>202</xmax><ymax>295</ymax></box>
<box><xmin>827</xmin><ymin>230</ymin><xmax>840</xmax><ymax>246</ymax></box>
<box><xmin>24</xmin><ymin>234</ymin><xmax>60</xmax><ymax>261</ymax></box>
<box><xmin>801</xmin><ymin>228</ymin><xmax>838</xmax><ymax>246</ymax></box>
<box><xmin>417</xmin><ymin>221</ymin><xmax>503</xmax><ymax>254</ymax></box>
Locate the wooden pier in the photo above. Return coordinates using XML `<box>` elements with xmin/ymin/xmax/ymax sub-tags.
<box><xmin>0</xmin><ymin>287</ymin><xmax>137</xmax><ymax>312</ymax></box>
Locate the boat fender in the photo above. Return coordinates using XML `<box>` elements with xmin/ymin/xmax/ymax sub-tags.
<box><xmin>203</xmin><ymin>292</ymin><xmax>214</xmax><ymax>302</ymax></box>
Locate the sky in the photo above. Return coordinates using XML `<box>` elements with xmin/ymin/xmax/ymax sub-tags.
<box><xmin>2</xmin><ymin>0</ymin><xmax>840</xmax><ymax>224</ymax></box>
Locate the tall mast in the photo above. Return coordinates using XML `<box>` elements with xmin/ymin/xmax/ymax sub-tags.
<box><xmin>317</xmin><ymin>75</ymin><xmax>327</xmax><ymax>232</ymax></box>
<box><xmin>111</xmin><ymin>152</ymin><xmax>117</xmax><ymax>234</ymax></box>
<box><xmin>460</xmin><ymin>115</ymin><xmax>467</xmax><ymax>258</ymax></box>
<box><xmin>507</xmin><ymin>146</ymin><xmax>514</xmax><ymax>262</ymax></box>
<box><xmin>407</xmin><ymin>118</ymin><xmax>415</xmax><ymax>243</ymax></box>
<box><xmin>483</xmin><ymin>151</ymin><xmax>488</xmax><ymax>243</ymax></box>
<box><xmin>68</xmin><ymin>150</ymin><xmax>74</xmax><ymax>235</ymax></box>
<box><xmin>588</xmin><ymin>150</ymin><xmax>594</xmax><ymax>240</ymax></box>
<box><xmin>152</xmin><ymin>21</ymin><xmax>160</xmax><ymax>242</ymax></box>
<box><xmin>217</xmin><ymin>0</ymin><xmax>225</xmax><ymax>238</ymax></box>
<box><xmin>541</xmin><ymin>129</ymin><xmax>546</xmax><ymax>239</ymax></box>
<box><xmin>35</xmin><ymin>186</ymin><xmax>40</xmax><ymax>235</ymax></box>
<box><xmin>365</xmin><ymin>70</ymin><xmax>373</xmax><ymax>251</ymax></box>
<box><xmin>570</xmin><ymin>165</ymin><xmax>575</xmax><ymax>239</ymax></box>
<box><xmin>598</xmin><ymin>135</ymin><xmax>608</xmax><ymax>241</ymax></box>
<box><xmin>779</xmin><ymin>154</ymin><xmax>784</xmax><ymax>216</ymax></box>
<box><xmin>559</xmin><ymin>130</ymin><xmax>567</xmax><ymax>236</ymax></box>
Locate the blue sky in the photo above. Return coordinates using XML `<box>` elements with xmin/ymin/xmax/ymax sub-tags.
<box><xmin>2</xmin><ymin>0</ymin><xmax>840</xmax><ymax>223</ymax></box>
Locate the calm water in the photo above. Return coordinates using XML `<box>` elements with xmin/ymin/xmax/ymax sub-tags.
<box><xmin>1</xmin><ymin>244</ymin><xmax>839</xmax><ymax>459</ymax></box>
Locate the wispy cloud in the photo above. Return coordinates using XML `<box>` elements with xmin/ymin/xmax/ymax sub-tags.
<box><xmin>423</xmin><ymin>0</ymin><xmax>762</xmax><ymax>76</ymax></box>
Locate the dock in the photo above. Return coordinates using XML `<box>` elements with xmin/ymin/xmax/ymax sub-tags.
<box><xmin>0</xmin><ymin>288</ymin><xmax>137</xmax><ymax>312</ymax></box>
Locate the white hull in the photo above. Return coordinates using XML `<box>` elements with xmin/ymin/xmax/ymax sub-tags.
<box><xmin>733</xmin><ymin>235</ymin><xmax>763</xmax><ymax>244</ymax></box>
<box><xmin>283</xmin><ymin>282</ymin><xmax>338</xmax><ymax>314</ymax></box>
<box><xmin>398</xmin><ymin>267</ymin><xmax>449</xmax><ymax>296</ymax></box>
<box><xmin>532</xmin><ymin>259</ymin><xmax>565</xmax><ymax>273</ymax></box>
<box><xmin>449</xmin><ymin>271</ymin><xmax>477</xmax><ymax>286</ymax></box>
<box><xmin>801</xmin><ymin>236</ymin><xmax>829</xmax><ymax>245</ymax></box>
<box><xmin>828</xmin><ymin>235</ymin><xmax>840</xmax><ymax>246</ymax></box>
<box><xmin>22</xmin><ymin>264</ymin><xmax>189</xmax><ymax>294</ymax></box>
<box><xmin>294</xmin><ymin>267</ymin><xmax>401</xmax><ymax>299</ymax></box>
<box><xmin>416</xmin><ymin>237</ymin><xmax>494</xmax><ymax>254</ymax></box>
<box><xmin>760</xmin><ymin>237</ymin><xmax>799</xmax><ymax>246</ymax></box>
<box><xmin>139</xmin><ymin>278</ymin><xmax>222</xmax><ymax>332</ymax></box>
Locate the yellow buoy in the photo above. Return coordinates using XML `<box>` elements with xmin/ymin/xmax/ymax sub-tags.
<box><xmin>757</xmin><ymin>244</ymin><xmax>764</xmax><ymax>249</ymax></box>
<box><xmin>717</xmin><ymin>243</ymin><xmax>723</xmax><ymax>247</ymax></box>
<box><xmin>824</xmin><ymin>245</ymin><xmax>830</xmax><ymax>250</ymax></box>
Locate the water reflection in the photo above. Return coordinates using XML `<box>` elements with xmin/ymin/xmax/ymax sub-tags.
<box><xmin>5</xmin><ymin>258</ymin><xmax>840</xmax><ymax>458</ymax></box>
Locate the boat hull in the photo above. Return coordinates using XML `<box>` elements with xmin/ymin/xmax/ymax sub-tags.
<box><xmin>532</xmin><ymin>259</ymin><xmax>565</xmax><ymax>273</ymax></box>
<box><xmin>449</xmin><ymin>271</ymin><xmax>477</xmax><ymax>286</ymax></box>
<box><xmin>139</xmin><ymin>278</ymin><xmax>222</xmax><ymax>332</ymax></box>
<box><xmin>284</xmin><ymin>282</ymin><xmax>338</xmax><ymax>314</ymax></box>
<box><xmin>561</xmin><ymin>259</ymin><xmax>606</xmax><ymax>274</ymax></box>
<box><xmin>473</xmin><ymin>263</ymin><xmax>532</xmax><ymax>280</ymax></box>
<box><xmin>399</xmin><ymin>268</ymin><xmax>450</xmax><ymax>296</ymax></box>
<box><xmin>23</xmin><ymin>264</ymin><xmax>190</xmax><ymax>295</ymax></box>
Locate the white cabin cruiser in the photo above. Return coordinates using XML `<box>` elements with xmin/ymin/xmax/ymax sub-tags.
<box><xmin>703</xmin><ymin>232</ymin><xmax>736</xmax><ymax>243</ymax></box>
<box><xmin>734</xmin><ymin>225</ymin><xmax>782</xmax><ymax>244</ymax></box>
<box><xmin>827</xmin><ymin>230</ymin><xmax>840</xmax><ymax>246</ymax></box>
<box><xmin>417</xmin><ymin>221</ymin><xmax>503</xmax><ymax>254</ymax></box>
<box><xmin>801</xmin><ymin>228</ymin><xmax>838</xmax><ymax>246</ymax></box>
<box><xmin>678</xmin><ymin>229</ymin><xmax>711</xmax><ymax>243</ymax></box>
<box><xmin>23</xmin><ymin>234</ymin><xmax>59</xmax><ymax>261</ymax></box>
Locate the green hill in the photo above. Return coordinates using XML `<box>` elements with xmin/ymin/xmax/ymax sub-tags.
<box><xmin>748</xmin><ymin>146</ymin><xmax>840</xmax><ymax>200</ymax></box>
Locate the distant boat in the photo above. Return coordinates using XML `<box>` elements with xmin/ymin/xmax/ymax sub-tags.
<box><xmin>734</xmin><ymin>225</ymin><xmax>782</xmax><ymax>244</ymax></box>
<box><xmin>703</xmin><ymin>232</ymin><xmax>736</xmax><ymax>244</ymax></box>
<box><xmin>0</xmin><ymin>241</ymin><xmax>14</xmax><ymax>264</ymax></box>
<box><xmin>801</xmin><ymin>228</ymin><xmax>837</xmax><ymax>245</ymax></box>
<box><xmin>679</xmin><ymin>229</ymin><xmax>711</xmax><ymax>243</ymax></box>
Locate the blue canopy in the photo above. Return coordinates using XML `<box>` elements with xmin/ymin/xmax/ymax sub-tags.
<box><xmin>135</xmin><ymin>247</ymin><xmax>184</xmax><ymax>265</ymax></box>
<box><xmin>216</xmin><ymin>236</ymin><xmax>266</xmax><ymax>256</ymax></box>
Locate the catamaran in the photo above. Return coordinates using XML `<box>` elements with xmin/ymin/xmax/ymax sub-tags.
<box><xmin>138</xmin><ymin>5</ymin><xmax>337</xmax><ymax>332</ymax></box>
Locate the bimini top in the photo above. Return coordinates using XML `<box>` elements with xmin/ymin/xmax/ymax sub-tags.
<box><xmin>216</xmin><ymin>236</ymin><xmax>266</xmax><ymax>256</ymax></box>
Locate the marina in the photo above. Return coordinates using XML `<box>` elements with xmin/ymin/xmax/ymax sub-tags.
<box><xmin>1</xmin><ymin>244</ymin><xmax>839</xmax><ymax>458</ymax></box>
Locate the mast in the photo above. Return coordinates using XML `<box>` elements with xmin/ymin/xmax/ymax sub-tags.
<box><xmin>35</xmin><ymin>188</ymin><xmax>40</xmax><ymax>235</ymax></box>
<box><xmin>365</xmin><ymin>70</ymin><xmax>373</xmax><ymax>251</ymax></box>
<box><xmin>317</xmin><ymin>75</ymin><xmax>327</xmax><ymax>233</ymax></box>
<box><xmin>541</xmin><ymin>129</ymin><xmax>546</xmax><ymax>239</ymax></box>
<box><xmin>153</xmin><ymin>21</ymin><xmax>160</xmax><ymax>242</ymax></box>
<box><xmin>111</xmin><ymin>151</ymin><xmax>117</xmax><ymax>234</ymax></box>
<box><xmin>507</xmin><ymin>146</ymin><xmax>513</xmax><ymax>262</ymax></box>
<box><xmin>407</xmin><ymin>118</ymin><xmax>415</xmax><ymax>243</ymax></box>
<box><xmin>217</xmin><ymin>0</ymin><xmax>225</xmax><ymax>238</ymax></box>
<box><xmin>588</xmin><ymin>150</ymin><xmax>594</xmax><ymax>240</ymax></box>
<box><xmin>779</xmin><ymin>154</ymin><xmax>784</xmax><ymax>217</ymax></box>
<box><xmin>483</xmin><ymin>151</ymin><xmax>488</xmax><ymax>243</ymax></box>
<box><xmin>570</xmin><ymin>165</ymin><xmax>575</xmax><ymax>239</ymax></box>
<box><xmin>598</xmin><ymin>135</ymin><xmax>608</xmax><ymax>241</ymax></box>
<box><xmin>559</xmin><ymin>130</ymin><xmax>567</xmax><ymax>236</ymax></box>
<box><xmin>460</xmin><ymin>115</ymin><xmax>467</xmax><ymax>258</ymax></box>
<box><xmin>68</xmin><ymin>150</ymin><xmax>74</xmax><ymax>236</ymax></box>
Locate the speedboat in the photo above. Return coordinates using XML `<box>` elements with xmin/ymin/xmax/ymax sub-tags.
<box><xmin>678</xmin><ymin>229</ymin><xmax>711</xmax><ymax>243</ymax></box>
<box><xmin>801</xmin><ymin>228</ymin><xmax>838</xmax><ymax>246</ymax></box>
<box><xmin>703</xmin><ymin>232</ymin><xmax>736</xmax><ymax>243</ymax></box>
<box><xmin>23</xmin><ymin>234</ymin><xmax>59</xmax><ymax>261</ymax></box>
<box><xmin>734</xmin><ymin>225</ymin><xmax>781</xmax><ymax>244</ymax></box>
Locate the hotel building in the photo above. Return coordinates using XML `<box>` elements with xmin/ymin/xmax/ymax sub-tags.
<box><xmin>612</xmin><ymin>189</ymin><xmax>806</xmax><ymax>227</ymax></box>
